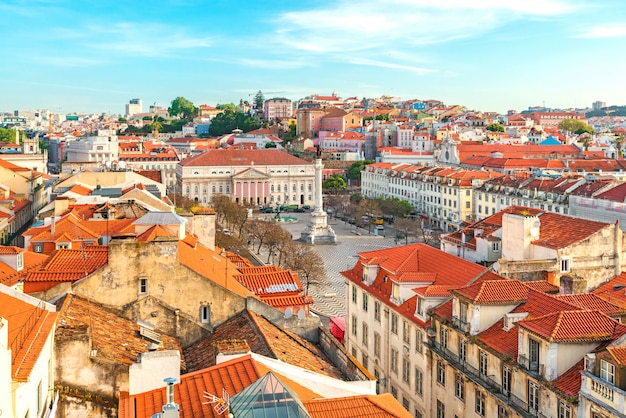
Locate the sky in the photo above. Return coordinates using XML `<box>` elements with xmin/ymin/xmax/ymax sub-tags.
<box><xmin>1</xmin><ymin>0</ymin><xmax>626</xmax><ymax>115</ymax></box>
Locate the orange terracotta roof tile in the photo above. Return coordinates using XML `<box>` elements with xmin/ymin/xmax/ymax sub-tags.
<box><xmin>233</xmin><ymin>270</ymin><xmax>303</xmax><ymax>296</ymax></box>
<box><xmin>593</xmin><ymin>273</ymin><xmax>626</xmax><ymax>309</ymax></box>
<box><xmin>68</xmin><ymin>183</ymin><xmax>93</xmax><ymax>195</ymax></box>
<box><xmin>0</xmin><ymin>248</ymin><xmax>49</xmax><ymax>287</ymax></box>
<box><xmin>119</xmin><ymin>355</ymin><xmax>262</xmax><ymax>418</ymax></box>
<box><xmin>57</xmin><ymin>294</ymin><xmax>184</xmax><ymax>367</ymax></box>
<box><xmin>555</xmin><ymin>293</ymin><xmax>626</xmax><ymax>317</ymax></box>
<box><xmin>0</xmin><ymin>290</ymin><xmax>57</xmax><ymax>381</ymax></box>
<box><xmin>177</xmin><ymin>241</ymin><xmax>256</xmax><ymax>298</ymax></box>
<box><xmin>518</xmin><ymin>310</ymin><xmax>626</xmax><ymax>343</ymax></box>
<box><xmin>523</xmin><ymin>280</ymin><xmax>559</xmax><ymax>294</ymax></box>
<box><xmin>553</xmin><ymin>360</ymin><xmax>584</xmax><ymax>396</ymax></box>
<box><xmin>303</xmin><ymin>393</ymin><xmax>413</xmax><ymax>418</ymax></box>
<box><xmin>452</xmin><ymin>279</ymin><xmax>530</xmax><ymax>304</ymax></box>
<box><xmin>607</xmin><ymin>346</ymin><xmax>626</xmax><ymax>366</ymax></box>
<box><xmin>183</xmin><ymin>310</ymin><xmax>345</xmax><ymax>380</ymax></box>
<box><xmin>180</xmin><ymin>148</ymin><xmax>310</xmax><ymax>167</ymax></box>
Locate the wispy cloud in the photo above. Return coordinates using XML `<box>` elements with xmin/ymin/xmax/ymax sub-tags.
<box><xmin>346</xmin><ymin>58</ymin><xmax>435</xmax><ymax>74</ymax></box>
<box><xmin>576</xmin><ymin>22</ymin><xmax>626</xmax><ymax>38</ymax></box>
<box><xmin>238</xmin><ymin>58</ymin><xmax>311</xmax><ymax>70</ymax></box>
<box><xmin>272</xmin><ymin>0</ymin><xmax>582</xmax><ymax>54</ymax></box>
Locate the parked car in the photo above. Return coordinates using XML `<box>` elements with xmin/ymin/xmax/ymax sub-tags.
<box><xmin>302</xmin><ymin>205</ymin><xmax>311</xmax><ymax>210</ymax></box>
<box><xmin>376</xmin><ymin>225</ymin><xmax>384</xmax><ymax>230</ymax></box>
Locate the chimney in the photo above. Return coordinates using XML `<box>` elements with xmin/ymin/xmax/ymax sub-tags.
<box><xmin>51</xmin><ymin>216</ymin><xmax>56</xmax><ymax>235</ymax></box>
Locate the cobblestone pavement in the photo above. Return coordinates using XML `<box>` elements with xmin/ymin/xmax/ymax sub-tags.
<box><xmin>253</xmin><ymin>212</ymin><xmax>398</xmax><ymax>319</ymax></box>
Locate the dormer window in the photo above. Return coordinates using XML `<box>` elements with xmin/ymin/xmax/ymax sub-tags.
<box><xmin>17</xmin><ymin>253</ymin><xmax>24</xmax><ymax>270</ymax></box>
<box><xmin>417</xmin><ymin>297</ymin><xmax>424</xmax><ymax>315</ymax></box>
<box><xmin>392</xmin><ymin>282</ymin><xmax>399</xmax><ymax>300</ymax></box>
<box><xmin>34</xmin><ymin>244</ymin><xmax>43</xmax><ymax>253</ymax></box>
<box><xmin>600</xmin><ymin>359</ymin><xmax>615</xmax><ymax>384</ymax></box>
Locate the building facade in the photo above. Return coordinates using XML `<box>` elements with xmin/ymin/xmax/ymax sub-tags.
<box><xmin>177</xmin><ymin>148</ymin><xmax>316</xmax><ymax>207</ymax></box>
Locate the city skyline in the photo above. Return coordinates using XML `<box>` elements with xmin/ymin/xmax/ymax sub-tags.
<box><xmin>2</xmin><ymin>0</ymin><xmax>626</xmax><ymax>115</ymax></box>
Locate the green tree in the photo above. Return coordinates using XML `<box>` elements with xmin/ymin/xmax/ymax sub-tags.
<box><xmin>168</xmin><ymin>96</ymin><xmax>197</xmax><ymax>120</ymax></box>
<box><xmin>0</xmin><ymin>128</ymin><xmax>24</xmax><ymax>143</ymax></box>
<box><xmin>216</xmin><ymin>103</ymin><xmax>237</xmax><ymax>111</ymax></box>
<box><xmin>208</xmin><ymin>109</ymin><xmax>262</xmax><ymax>136</ymax></box>
<box><xmin>323</xmin><ymin>174</ymin><xmax>347</xmax><ymax>194</ymax></box>
<box><xmin>486</xmin><ymin>123</ymin><xmax>505</xmax><ymax>132</ymax></box>
<box><xmin>253</xmin><ymin>90</ymin><xmax>265</xmax><ymax>110</ymax></box>
<box><xmin>347</xmin><ymin>160</ymin><xmax>374</xmax><ymax>180</ymax></box>
<box><xmin>118</xmin><ymin>117</ymin><xmax>127</xmax><ymax>123</ymax></box>
<box><xmin>558</xmin><ymin>118</ymin><xmax>594</xmax><ymax>135</ymax></box>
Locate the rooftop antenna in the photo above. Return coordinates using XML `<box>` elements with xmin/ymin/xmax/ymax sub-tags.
<box><xmin>203</xmin><ymin>388</ymin><xmax>230</xmax><ymax>416</ymax></box>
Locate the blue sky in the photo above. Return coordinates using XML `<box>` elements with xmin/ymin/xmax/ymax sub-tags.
<box><xmin>2</xmin><ymin>0</ymin><xmax>625</xmax><ymax>115</ymax></box>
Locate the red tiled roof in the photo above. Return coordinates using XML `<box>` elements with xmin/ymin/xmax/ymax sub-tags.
<box><xmin>304</xmin><ymin>393</ymin><xmax>412</xmax><ymax>418</ymax></box>
<box><xmin>553</xmin><ymin>360</ymin><xmax>584</xmax><ymax>396</ymax></box>
<box><xmin>452</xmin><ymin>279</ymin><xmax>530</xmax><ymax>305</ymax></box>
<box><xmin>68</xmin><ymin>184</ymin><xmax>93</xmax><ymax>196</ymax></box>
<box><xmin>22</xmin><ymin>246</ymin><xmax>108</xmax><ymax>284</ymax></box>
<box><xmin>234</xmin><ymin>270</ymin><xmax>303</xmax><ymax>296</ymax></box>
<box><xmin>607</xmin><ymin>346</ymin><xmax>626</xmax><ymax>366</ymax></box>
<box><xmin>0</xmin><ymin>248</ymin><xmax>49</xmax><ymax>287</ymax></box>
<box><xmin>555</xmin><ymin>293</ymin><xmax>626</xmax><ymax>317</ymax></box>
<box><xmin>0</xmin><ymin>290</ymin><xmax>57</xmax><ymax>381</ymax></box>
<box><xmin>593</xmin><ymin>273</ymin><xmax>626</xmax><ymax>308</ymax></box>
<box><xmin>517</xmin><ymin>310</ymin><xmax>625</xmax><ymax>342</ymax></box>
<box><xmin>180</xmin><ymin>149</ymin><xmax>310</xmax><ymax>167</ymax></box>
<box><xmin>57</xmin><ymin>294</ymin><xmax>183</xmax><ymax>367</ymax></box>
<box><xmin>183</xmin><ymin>310</ymin><xmax>344</xmax><ymax>379</ymax></box>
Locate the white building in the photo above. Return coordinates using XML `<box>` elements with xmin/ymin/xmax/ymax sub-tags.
<box><xmin>177</xmin><ymin>148</ymin><xmax>315</xmax><ymax>206</ymax></box>
<box><xmin>125</xmin><ymin>98</ymin><xmax>142</xmax><ymax>117</ymax></box>
<box><xmin>64</xmin><ymin>130</ymin><xmax>119</xmax><ymax>171</ymax></box>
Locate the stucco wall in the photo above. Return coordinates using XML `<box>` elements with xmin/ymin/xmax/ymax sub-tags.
<box><xmin>72</xmin><ymin>239</ymin><xmax>247</xmax><ymax>346</ymax></box>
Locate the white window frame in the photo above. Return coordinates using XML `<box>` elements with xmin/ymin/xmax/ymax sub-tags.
<box><xmin>600</xmin><ymin>359</ymin><xmax>615</xmax><ymax>384</ymax></box>
<box><xmin>139</xmin><ymin>277</ymin><xmax>148</xmax><ymax>294</ymax></box>
<box><xmin>560</xmin><ymin>256</ymin><xmax>571</xmax><ymax>273</ymax></box>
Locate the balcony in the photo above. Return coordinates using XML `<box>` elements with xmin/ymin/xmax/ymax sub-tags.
<box><xmin>451</xmin><ymin>316</ymin><xmax>470</xmax><ymax>333</ymax></box>
<box><xmin>429</xmin><ymin>340</ymin><xmax>539</xmax><ymax>418</ymax></box>
<box><xmin>581</xmin><ymin>370</ymin><xmax>626</xmax><ymax>416</ymax></box>
<box><xmin>518</xmin><ymin>355</ymin><xmax>544</xmax><ymax>378</ymax></box>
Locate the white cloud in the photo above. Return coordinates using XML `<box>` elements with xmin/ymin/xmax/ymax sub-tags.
<box><xmin>577</xmin><ymin>23</ymin><xmax>626</xmax><ymax>38</ymax></box>
<box><xmin>272</xmin><ymin>0</ymin><xmax>582</xmax><ymax>54</ymax></box>
<box><xmin>346</xmin><ymin>58</ymin><xmax>435</xmax><ymax>74</ymax></box>
<box><xmin>238</xmin><ymin>58</ymin><xmax>311</xmax><ymax>70</ymax></box>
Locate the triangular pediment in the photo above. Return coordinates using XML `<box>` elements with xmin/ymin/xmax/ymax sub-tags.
<box><xmin>233</xmin><ymin>167</ymin><xmax>271</xmax><ymax>180</ymax></box>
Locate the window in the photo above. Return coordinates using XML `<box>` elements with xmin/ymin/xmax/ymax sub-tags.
<box><xmin>374</xmin><ymin>333</ymin><xmax>381</xmax><ymax>358</ymax></box>
<box><xmin>415</xmin><ymin>330</ymin><xmax>423</xmax><ymax>353</ymax></box>
<box><xmin>139</xmin><ymin>278</ymin><xmax>147</xmax><ymax>294</ymax></box>
<box><xmin>528</xmin><ymin>381</ymin><xmax>539</xmax><ymax>412</ymax></box>
<box><xmin>374</xmin><ymin>301</ymin><xmax>381</xmax><ymax>322</ymax></box>
<box><xmin>437</xmin><ymin>360</ymin><xmax>446</xmax><ymax>386</ymax></box>
<box><xmin>415</xmin><ymin>368</ymin><xmax>423</xmax><ymax>395</ymax></box>
<box><xmin>475</xmin><ymin>390</ymin><xmax>485</xmax><ymax>416</ymax></box>
<box><xmin>479</xmin><ymin>350</ymin><xmax>488</xmax><ymax>377</ymax></box>
<box><xmin>391</xmin><ymin>385</ymin><xmax>398</xmax><ymax>399</ymax></box>
<box><xmin>392</xmin><ymin>283</ymin><xmax>399</xmax><ymax>300</ymax></box>
<box><xmin>560</xmin><ymin>256</ymin><xmax>570</xmax><ymax>273</ymax></box>
<box><xmin>17</xmin><ymin>253</ymin><xmax>23</xmax><ymax>269</ymax></box>
<box><xmin>492</xmin><ymin>241</ymin><xmax>500</xmax><ymax>252</ymax></box>
<box><xmin>403</xmin><ymin>321</ymin><xmax>410</xmax><ymax>345</ymax></box>
<box><xmin>351</xmin><ymin>315</ymin><xmax>357</xmax><ymax>336</ymax></box>
<box><xmin>34</xmin><ymin>243</ymin><xmax>43</xmax><ymax>253</ymax></box>
<box><xmin>200</xmin><ymin>305</ymin><xmax>210</xmax><ymax>323</ymax></box>
<box><xmin>558</xmin><ymin>401</ymin><xmax>571</xmax><ymax>418</ymax></box>
<box><xmin>459</xmin><ymin>338</ymin><xmax>467</xmax><ymax>362</ymax></box>
<box><xmin>362</xmin><ymin>323</ymin><xmax>369</xmax><ymax>347</ymax></box>
<box><xmin>455</xmin><ymin>373</ymin><xmax>465</xmax><ymax>400</ymax></box>
<box><xmin>498</xmin><ymin>405</ymin><xmax>509</xmax><ymax>418</ymax></box>
<box><xmin>416</xmin><ymin>297</ymin><xmax>424</xmax><ymax>315</ymax></box>
<box><xmin>363</xmin><ymin>293</ymin><xmax>369</xmax><ymax>312</ymax></box>
<box><xmin>436</xmin><ymin>400</ymin><xmax>445</xmax><ymax>418</ymax></box>
<box><xmin>600</xmin><ymin>359</ymin><xmax>615</xmax><ymax>384</ymax></box>
<box><xmin>402</xmin><ymin>397</ymin><xmax>410</xmax><ymax>410</ymax></box>
<box><xmin>362</xmin><ymin>353</ymin><xmax>368</xmax><ymax>369</ymax></box>
<box><xmin>391</xmin><ymin>313</ymin><xmax>398</xmax><ymax>334</ymax></box>
<box><xmin>529</xmin><ymin>338</ymin><xmax>540</xmax><ymax>370</ymax></box>
<box><xmin>440</xmin><ymin>327</ymin><xmax>448</xmax><ymax>349</ymax></box>
<box><xmin>466</xmin><ymin>201</ymin><xmax>470</xmax><ymax>208</ymax></box>
<box><xmin>502</xmin><ymin>366</ymin><xmax>511</xmax><ymax>396</ymax></box>
<box><xmin>402</xmin><ymin>358</ymin><xmax>410</xmax><ymax>384</ymax></box>
<box><xmin>391</xmin><ymin>348</ymin><xmax>398</xmax><ymax>373</ymax></box>
<box><xmin>352</xmin><ymin>285</ymin><xmax>357</xmax><ymax>303</ymax></box>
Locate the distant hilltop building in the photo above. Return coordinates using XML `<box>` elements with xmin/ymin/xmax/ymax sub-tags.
<box><xmin>125</xmin><ymin>98</ymin><xmax>142</xmax><ymax>117</ymax></box>
<box><xmin>592</xmin><ymin>100</ymin><xmax>606</xmax><ymax>111</ymax></box>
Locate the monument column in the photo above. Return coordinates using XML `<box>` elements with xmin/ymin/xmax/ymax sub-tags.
<box><xmin>300</xmin><ymin>156</ymin><xmax>337</xmax><ymax>245</ymax></box>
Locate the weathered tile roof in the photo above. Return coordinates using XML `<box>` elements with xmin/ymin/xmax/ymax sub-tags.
<box><xmin>607</xmin><ymin>346</ymin><xmax>626</xmax><ymax>366</ymax></box>
<box><xmin>22</xmin><ymin>246</ymin><xmax>109</xmax><ymax>283</ymax></box>
<box><xmin>56</xmin><ymin>294</ymin><xmax>184</xmax><ymax>367</ymax></box>
<box><xmin>180</xmin><ymin>148</ymin><xmax>310</xmax><ymax>167</ymax></box>
<box><xmin>303</xmin><ymin>393</ymin><xmax>412</xmax><ymax>418</ymax></box>
<box><xmin>233</xmin><ymin>270</ymin><xmax>303</xmax><ymax>295</ymax></box>
<box><xmin>183</xmin><ymin>310</ymin><xmax>345</xmax><ymax>380</ymax></box>
<box><xmin>517</xmin><ymin>310</ymin><xmax>626</xmax><ymax>343</ymax></box>
<box><xmin>555</xmin><ymin>293</ymin><xmax>626</xmax><ymax>317</ymax></box>
<box><xmin>0</xmin><ymin>289</ymin><xmax>57</xmax><ymax>381</ymax></box>
<box><xmin>553</xmin><ymin>360</ymin><xmax>584</xmax><ymax>396</ymax></box>
<box><xmin>593</xmin><ymin>272</ymin><xmax>626</xmax><ymax>309</ymax></box>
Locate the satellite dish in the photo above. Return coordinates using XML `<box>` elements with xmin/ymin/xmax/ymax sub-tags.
<box><xmin>284</xmin><ymin>307</ymin><xmax>293</xmax><ymax>319</ymax></box>
<box><xmin>530</xmin><ymin>219</ymin><xmax>541</xmax><ymax>238</ymax></box>
<box><xmin>492</xmin><ymin>262</ymin><xmax>500</xmax><ymax>272</ymax></box>
<box><xmin>297</xmin><ymin>309</ymin><xmax>305</xmax><ymax>320</ymax></box>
